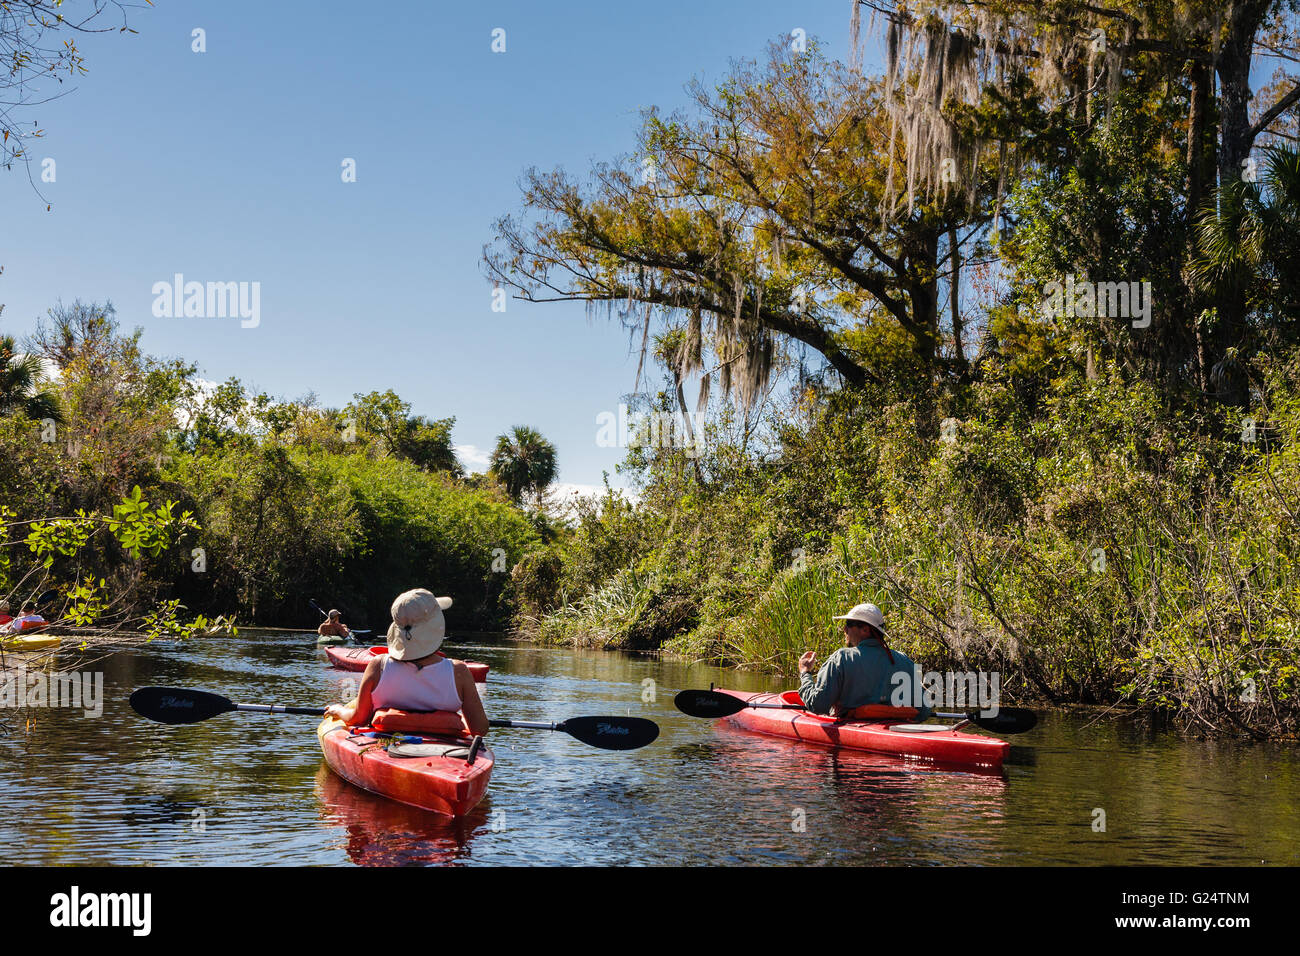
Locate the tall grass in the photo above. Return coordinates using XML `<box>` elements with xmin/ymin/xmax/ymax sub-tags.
<box><xmin>727</xmin><ymin>557</ymin><xmax>858</xmax><ymax>674</ymax></box>
<box><xmin>535</xmin><ymin>567</ymin><xmax>658</xmax><ymax>648</ymax></box>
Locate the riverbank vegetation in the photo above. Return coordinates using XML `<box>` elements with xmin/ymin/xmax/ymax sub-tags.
<box><xmin>511</xmin><ymin>360</ymin><xmax>1300</xmax><ymax>739</ymax></box>
<box><xmin>492</xmin><ymin>3</ymin><xmax>1300</xmax><ymax>739</ymax></box>
<box><xmin>0</xmin><ymin>303</ymin><xmax>542</xmax><ymax>633</ymax></box>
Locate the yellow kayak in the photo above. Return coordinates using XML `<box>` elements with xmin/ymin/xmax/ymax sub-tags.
<box><xmin>0</xmin><ymin>634</ymin><xmax>60</xmax><ymax>652</ymax></box>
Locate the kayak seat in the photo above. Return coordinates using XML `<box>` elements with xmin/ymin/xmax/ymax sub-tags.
<box><xmin>371</xmin><ymin>708</ymin><xmax>469</xmax><ymax>737</ymax></box>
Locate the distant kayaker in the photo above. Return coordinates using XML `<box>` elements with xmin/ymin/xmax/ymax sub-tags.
<box><xmin>798</xmin><ymin>603</ymin><xmax>930</xmax><ymax>719</ymax></box>
<box><xmin>324</xmin><ymin>589</ymin><xmax>489</xmax><ymax>737</ymax></box>
<box><xmin>317</xmin><ymin>609</ymin><xmax>351</xmax><ymax>640</ymax></box>
<box><xmin>0</xmin><ymin>600</ymin><xmax>10</xmax><ymax>627</ymax></box>
<box><xmin>1</xmin><ymin>602</ymin><xmax>46</xmax><ymax>635</ymax></box>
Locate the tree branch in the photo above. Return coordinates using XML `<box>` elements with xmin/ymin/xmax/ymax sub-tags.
<box><xmin>1250</xmin><ymin>82</ymin><xmax>1300</xmax><ymax>142</ymax></box>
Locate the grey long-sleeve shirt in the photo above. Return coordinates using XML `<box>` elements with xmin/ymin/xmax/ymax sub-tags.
<box><xmin>798</xmin><ymin>639</ymin><xmax>930</xmax><ymax>717</ymax></box>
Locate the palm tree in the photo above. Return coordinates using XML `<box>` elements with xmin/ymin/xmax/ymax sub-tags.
<box><xmin>1193</xmin><ymin>145</ymin><xmax>1300</xmax><ymax>344</ymax></box>
<box><xmin>0</xmin><ymin>334</ymin><xmax>62</xmax><ymax>422</ymax></box>
<box><xmin>489</xmin><ymin>425</ymin><xmax>557</xmax><ymax>505</ymax></box>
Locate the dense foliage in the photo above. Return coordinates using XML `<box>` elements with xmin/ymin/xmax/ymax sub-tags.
<box><xmin>0</xmin><ymin>304</ymin><xmax>540</xmax><ymax>632</ymax></box>
<box><xmin>518</xmin><ymin>354</ymin><xmax>1300</xmax><ymax>738</ymax></box>
<box><xmin>496</xmin><ymin>6</ymin><xmax>1300</xmax><ymax>738</ymax></box>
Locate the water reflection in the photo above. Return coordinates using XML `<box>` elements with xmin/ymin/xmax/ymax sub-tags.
<box><xmin>698</xmin><ymin>724</ymin><xmax>1010</xmax><ymax>865</ymax></box>
<box><xmin>314</xmin><ymin>766</ymin><xmax>487</xmax><ymax>866</ymax></box>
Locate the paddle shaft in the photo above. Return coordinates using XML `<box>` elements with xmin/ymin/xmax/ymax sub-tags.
<box><xmin>342</xmin><ymin>719</ymin><xmax>593</xmax><ymax>732</ymax></box>
<box><xmin>131</xmin><ymin>686</ymin><xmax>658</xmax><ymax>748</ymax></box>
<box><xmin>235</xmin><ymin>703</ymin><xmax>325</xmax><ymax>717</ymax></box>
<box><xmin>245</xmin><ymin>712</ymin><xmax>620</xmax><ymax>737</ymax></box>
<box><xmin>491</xmin><ymin>719</ymin><xmax>561</xmax><ymax>731</ymax></box>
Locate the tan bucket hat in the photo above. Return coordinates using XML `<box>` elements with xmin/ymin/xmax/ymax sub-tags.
<box><xmin>832</xmin><ymin>602</ymin><xmax>887</xmax><ymax>635</ymax></box>
<box><xmin>386</xmin><ymin>589</ymin><xmax>453</xmax><ymax>661</ymax></box>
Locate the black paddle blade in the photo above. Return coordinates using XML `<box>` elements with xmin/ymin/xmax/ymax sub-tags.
<box><xmin>129</xmin><ymin>687</ymin><xmax>235</xmax><ymax>724</ymax></box>
<box><xmin>674</xmin><ymin>689</ymin><xmax>747</xmax><ymax>718</ymax></box>
<box><xmin>969</xmin><ymin>707</ymin><xmax>1037</xmax><ymax>734</ymax></box>
<box><xmin>559</xmin><ymin>716</ymin><xmax>660</xmax><ymax>750</ymax></box>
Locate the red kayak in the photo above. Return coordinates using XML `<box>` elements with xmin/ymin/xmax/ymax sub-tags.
<box><xmin>317</xmin><ymin>716</ymin><xmax>493</xmax><ymax>817</ymax></box>
<box><xmin>325</xmin><ymin>645</ymin><xmax>489</xmax><ymax>683</ymax></box>
<box><xmin>716</xmin><ymin>689</ymin><xmax>1009</xmax><ymax>771</ymax></box>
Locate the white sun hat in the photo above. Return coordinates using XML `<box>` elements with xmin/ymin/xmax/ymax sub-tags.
<box><xmin>386</xmin><ymin>589</ymin><xmax>454</xmax><ymax>661</ymax></box>
<box><xmin>831</xmin><ymin>602</ymin><xmax>886</xmax><ymax>635</ymax></box>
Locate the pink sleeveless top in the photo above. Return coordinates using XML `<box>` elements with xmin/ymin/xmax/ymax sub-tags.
<box><xmin>371</xmin><ymin>656</ymin><xmax>461</xmax><ymax>712</ymax></box>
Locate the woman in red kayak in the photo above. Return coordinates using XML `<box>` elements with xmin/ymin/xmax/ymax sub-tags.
<box><xmin>324</xmin><ymin>588</ymin><xmax>489</xmax><ymax>737</ymax></box>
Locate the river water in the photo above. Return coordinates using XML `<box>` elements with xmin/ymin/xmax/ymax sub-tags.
<box><xmin>1</xmin><ymin>633</ymin><xmax>1296</xmax><ymax>866</ymax></box>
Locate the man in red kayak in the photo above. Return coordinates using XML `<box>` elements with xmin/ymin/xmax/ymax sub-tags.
<box><xmin>324</xmin><ymin>589</ymin><xmax>489</xmax><ymax>737</ymax></box>
<box><xmin>798</xmin><ymin>603</ymin><xmax>930</xmax><ymax>719</ymax></box>
<box><xmin>317</xmin><ymin>609</ymin><xmax>350</xmax><ymax>640</ymax></box>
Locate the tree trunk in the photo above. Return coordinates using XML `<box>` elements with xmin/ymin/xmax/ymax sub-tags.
<box><xmin>1185</xmin><ymin>56</ymin><xmax>1215</xmax><ymax>397</ymax></box>
<box><xmin>1186</xmin><ymin>58</ymin><xmax>1214</xmax><ymax>232</ymax></box>
<box><xmin>909</xmin><ymin>227</ymin><xmax>941</xmax><ymax>437</ymax></box>
<box><xmin>1213</xmin><ymin>0</ymin><xmax>1272</xmax><ymax>408</ymax></box>
<box><xmin>948</xmin><ymin>226</ymin><xmax>967</xmax><ymax>377</ymax></box>
<box><xmin>673</xmin><ymin>375</ymin><xmax>703</xmax><ymax>483</ymax></box>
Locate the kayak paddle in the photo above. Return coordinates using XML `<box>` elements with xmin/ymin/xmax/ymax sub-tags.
<box><xmin>490</xmin><ymin>716</ymin><xmax>660</xmax><ymax>750</ymax></box>
<box><xmin>674</xmin><ymin>689</ymin><xmax>1037</xmax><ymax>734</ymax></box>
<box><xmin>129</xmin><ymin>686</ymin><xmax>661</xmax><ymax>750</ymax></box>
<box><xmin>357</xmin><ymin>718</ymin><xmax>658</xmax><ymax>751</ymax></box>
<box><xmin>130</xmin><ymin>686</ymin><xmax>323</xmax><ymax>723</ymax></box>
<box><xmin>938</xmin><ymin>706</ymin><xmax>1037</xmax><ymax>734</ymax></box>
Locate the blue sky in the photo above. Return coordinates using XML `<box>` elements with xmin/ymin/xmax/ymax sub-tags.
<box><xmin>1</xmin><ymin>0</ymin><xmax>861</xmax><ymax>494</ymax></box>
